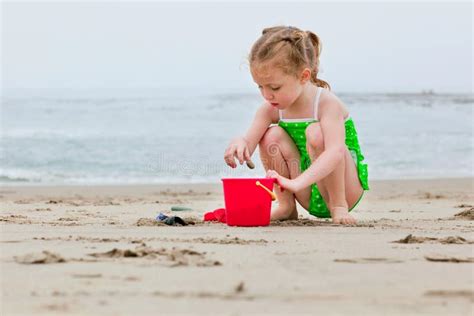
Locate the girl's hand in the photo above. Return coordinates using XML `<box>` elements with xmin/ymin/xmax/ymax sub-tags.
<box><xmin>224</xmin><ymin>137</ymin><xmax>251</xmax><ymax>168</ymax></box>
<box><xmin>266</xmin><ymin>169</ymin><xmax>302</xmax><ymax>193</ymax></box>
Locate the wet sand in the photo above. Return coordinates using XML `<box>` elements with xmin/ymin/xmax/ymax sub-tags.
<box><xmin>1</xmin><ymin>178</ymin><xmax>473</xmax><ymax>315</ymax></box>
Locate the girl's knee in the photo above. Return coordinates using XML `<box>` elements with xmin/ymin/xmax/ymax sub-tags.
<box><xmin>305</xmin><ymin>123</ymin><xmax>324</xmax><ymax>150</ymax></box>
<box><xmin>260</xmin><ymin>126</ymin><xmax>286</xmax><ymax>147</ymax></box>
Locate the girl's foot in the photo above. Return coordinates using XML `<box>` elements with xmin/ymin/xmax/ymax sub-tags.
<box><xmin>271</xmin><ymin>203</ymin><xmax>298</xmax><ymax>221</ymax></box>
<box><xmin>330</xmin><ymin>206</ymin><xmax>356</xmax><ymax>225</ymax></box>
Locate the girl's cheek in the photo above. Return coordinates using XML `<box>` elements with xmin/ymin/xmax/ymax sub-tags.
<box><xmin>281</xmin><ymin>94</ymin><xmax>291</xmax><ymax>103</ymax></box>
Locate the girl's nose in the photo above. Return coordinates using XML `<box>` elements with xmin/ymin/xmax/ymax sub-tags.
<box><xmin>262</xmin><ymin>89</ymin><xmax>274</xmax><ymax>101</ymax></box>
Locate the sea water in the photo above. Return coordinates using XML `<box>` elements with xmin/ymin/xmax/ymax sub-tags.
<box><xmin>1</xmin><ymin>91</ymin><xmax>472</xmax><ymax>184</ymax></box>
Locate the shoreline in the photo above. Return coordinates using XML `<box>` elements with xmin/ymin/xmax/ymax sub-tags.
<box><xmin>1</xmin><ymin>176</ymin><xmax>472</xmax><ymax>187</ymax></box>
<box><xmin>2</xmin><ymin>176</ymin><xmax>472</xmax><ymax>189</ymax></box>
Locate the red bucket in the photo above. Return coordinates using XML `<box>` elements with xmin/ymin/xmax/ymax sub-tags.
<box><xmin>221</xmin><ymin>178</ymin><xmax>276</xmax><ymax>227</ymax></box>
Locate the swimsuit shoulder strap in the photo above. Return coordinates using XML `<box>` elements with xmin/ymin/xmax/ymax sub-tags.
<box><xmin>313</xmin><ymin>87</ymin><xmax>322</xmax><ymax>120</ymax></box>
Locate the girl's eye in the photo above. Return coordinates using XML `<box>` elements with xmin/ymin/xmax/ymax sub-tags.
<box><xmin>271</xmin><ymin>87</ymin><xmax>281</xmax><ymax>91</ymax></box>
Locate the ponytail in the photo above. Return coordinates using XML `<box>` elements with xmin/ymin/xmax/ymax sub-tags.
<box><xmin>306</xmin><ymin>31</ymin><xmax>331</xmax><ymax>90</ymax></box>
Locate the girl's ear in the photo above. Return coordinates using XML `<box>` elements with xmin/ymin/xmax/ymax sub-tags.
<box><xmin>300</xmin><ymin>68</ymin><xmax>311</xmax><ymax>83</ymax></box>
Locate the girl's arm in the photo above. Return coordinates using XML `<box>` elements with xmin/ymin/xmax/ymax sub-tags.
<box><xmin>243</xmin><ymin>103</ymin><xmax>276</xmax><ymax>156</ymax></box>
<box><xmin>296</xmin><ymin>102</ymin><xmax>346</xmax><ymax>188</ymax></box>
<box><xmin>268</xmin><ymin>99</ymin><xmax>346</xmax><ymax>191</ymax></box>
<box><xmin>224</xmin><ymin>103</ymin><xmax>276</xmax><ymax>167</ymax></box>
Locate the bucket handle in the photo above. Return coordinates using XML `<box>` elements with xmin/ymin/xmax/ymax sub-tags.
<box><xmin>255</xmin><ymin>181</ymin><xmax>277</xmax><ymax>201</ymax></box>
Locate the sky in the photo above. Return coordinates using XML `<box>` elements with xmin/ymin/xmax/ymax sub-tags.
<box><xmin>1</xmin><ymin>1</ymin><xmax>473</xmax><ymax>95</ymax></box>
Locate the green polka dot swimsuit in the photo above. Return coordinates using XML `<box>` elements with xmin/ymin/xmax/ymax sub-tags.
<box><xmin>278</xmin><ymin>87</ymin><xmax>369</xmax><ymax>218</ymax></box>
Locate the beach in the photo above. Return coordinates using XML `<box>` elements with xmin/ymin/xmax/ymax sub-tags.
<box><xmin>3</xmin><ymin>2</ymin><xmax>473</xmax><ymax>315</ymax></box>
<box><xmin>1</xmin><ymin>178</ymin><xmax>473</xmax><ymax>315</ymax></box>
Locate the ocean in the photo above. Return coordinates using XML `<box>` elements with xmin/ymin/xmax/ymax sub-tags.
<box><xmin>1</xmin><ymin>91</ymin><xmax>472</xmax><ymax>185</ymax></box>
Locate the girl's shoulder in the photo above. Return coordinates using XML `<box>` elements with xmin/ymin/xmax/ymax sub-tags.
<box><xmin>258</xmin><ymin>101</ymin><xmax>280</xmax><ymax>124</ymax></box>
<box><xmin>318</xmin><ymin>89</ymin><xmax>349</xmax><ymax>120</ymax></box>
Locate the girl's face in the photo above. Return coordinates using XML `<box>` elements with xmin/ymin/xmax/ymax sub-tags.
<box><xmin>251</xmin><ymin>65</ymin><xmax>306</xmax><ymax>110</ymax></box>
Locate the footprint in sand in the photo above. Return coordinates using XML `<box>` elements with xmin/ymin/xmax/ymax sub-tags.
<box><xmin>454</xmin><ymin>208</ymin><xmax>474</xmax><ymax>220</ymax></box>
<box><xmin>424</xmin><ymin>254</ymin><xmax>474</xmax><ymax>263</ymax></box>
<box><xmin>393</xmin><ymin>234</ymin><xmax>473</xmax><ymax>244</ymax></box>
<box><xmin>14</xmin><ymin>246</ymin><xmax>222</xmax><ymax>267</ymax></box>
<box><xmin>420</xmin><ymin>192</ymin><xmax>446</xmax><ymax>199</ymax></box>
<box><xmin>14</xmin><ymin>251</ymin><xmax>67</xmax><ymax>264</ymax></box>
<box><xmin>152</xmin><ymin>281</ymin><xmax>250</xmax><ymax>300</ymax></box>
<box><xmin>35</xmin><ymin>208</ymin><xmax>52</xmax><ymax>212</ymax></box>
<box><xmin>271</xmin><ymin>219</ymin><xmax>333</xmax><ymax>227</ymax></box>
<box><xmin>425</xmin><ymin>290</ymin><xmax>474</xmax><ymax>301</ymax></box>
<box><xmin>46</xmin><ymin>200</ymin><xmax>62</xmax><ymax>204</ymax></box>
<box><xmin>42</xmin><ymin>303</ymin><xmax>69</xmax><ymax>312</ymax></box>
<box><xmin>71</xmin><ymin>273</ymin><xmax>102</xmax><ymax>279</ymax></box>
<box><xmin>150</xmin><ymin>236</ymin><xmax>268</xmax><ymax>245</ymax></box>
<box><xmin>88</xmin><ymin>246</ymin><xmax>222</xmax><ymax>267</ymax></box>
<box><xmin>1</xmin><ymin>215</ymin><xmax>34</xmax><ymax>224</ymax></box>
<box><xmin>334</xmin><ymin>258</ymin><xmax>403</xmax><ymax>264</ymax></box>
<box><xmin>455</xmin><ymin>204</ymin><xmax>472</xmax><ymax>208</ymax></box>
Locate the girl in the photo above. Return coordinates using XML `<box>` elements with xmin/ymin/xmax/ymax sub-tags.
<box><xmin>224</xmin><ymin>26</ymin><xmax>369</xmax><ymax>225</ymax></box>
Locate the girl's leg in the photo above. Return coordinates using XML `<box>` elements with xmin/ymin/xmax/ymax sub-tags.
<box><xmin>259</xmin><ymin>126</ymin><xmax>312</xmax><ymax>220</ymax></box>
<box><xmin>305</xmin><ymin>123</ymin><xmax>363</xmax><ymax>224</ymax></box>
<box><xmin>305</xmin><ymin>125</ymin><xmax>330</xmax><ymax>204</ymax></box>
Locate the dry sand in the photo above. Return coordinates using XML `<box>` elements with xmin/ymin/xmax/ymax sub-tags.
<box><xmin>1</xmin><ymin>178</ymin><xmax>473</xmax><ymax>315</ymax></box>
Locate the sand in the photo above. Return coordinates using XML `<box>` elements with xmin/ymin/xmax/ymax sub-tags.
<box><xmin>1</xmin><ymin>178</ymin><xmax>473</xmax><ymax>315</ymax></box>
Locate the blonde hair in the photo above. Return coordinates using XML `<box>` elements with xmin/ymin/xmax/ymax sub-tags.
<box><xmin>249</xmin><ymin>26</ymin><xmax>330</xmax><ymax>90</ymax></box>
